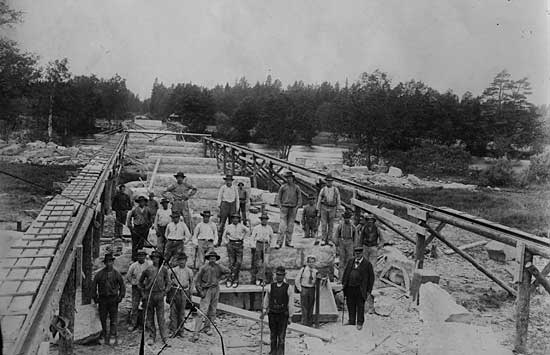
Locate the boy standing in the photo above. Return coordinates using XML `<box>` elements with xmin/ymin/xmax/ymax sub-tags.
<box><xmin>222</xmin><ymin>214</ymin><xmax>250</xmax><ymax>288</ymax></box>
<box><xmin>333</xmin><ymin>211</ymin><xmax>358</xmax><ymax>281</ymax></box>
<box><xmin>193</xmin><ymin>210</ymin><xmax>218</xmax><ymax>268</ymax></box>
<box><xmin>112</xmin><ymin>184</ymin><xmax>132</xmax><ymax>239</ymax></box>
<box><xmin>301</xmin><ymin>195</ymin><xmax>318</xmax><ymax>238</ymax></box>
<box><xmin>126</xmin><ymin>249</ymin><xmax>151</xmax><ymax>332</ymax></box>
<box><xmin>192</xmin><ymin>250</ymin><xmax>231</xmax><ymax>342</ymax></box>
<box><xmin>127</xmin><ymin>195</ymin><xmax>153</xmax><ymax>261</ymax></box>
<box><xmin>168</xmin><ymin>252</ymin><xmax>194</xmax><ymax>337</ymax></box>
<box><xmin>294</xmin><ymin>255</ymin><xmax>318</xmax><ymax>327</ymax></box>
<box><xmin>164</xmin><ymin>212</ymin><xmax>191</xmax><ymax>266</ymax></box>
<box><xmin>250</xmin><ymin>213</ymin><xmax>274</xmax><ymax>285</ymax></box>
<box><xmin>261</xmin><ymin>266</ymin><xmax>294</xmax><ymax>355</ymax></box>
<box><xmin>154</xmin><ymin>198</ymin><xmax>172</xmax><ymax>254</ymax></box>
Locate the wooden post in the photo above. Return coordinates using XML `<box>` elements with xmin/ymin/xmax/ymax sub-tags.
<box><xmin>415</xmin><ymin>233</ymin><xmax>426</xmax><ymax>269</ymax></box>
<box><xmin>231</xmin><ymin>149</ymin><xmax>236</xmax><ymax>175</ymax></box>
<box><xmin>75</xmin><ymin>245</ymin><xmax>82</xmax><ymax>289</ymax></box>
<box><xmin>82</xmin><ymin>225</ymin><xmax>93</xmax><ymax>305</ymax></box>
<box><xmin>314</xmin><ymin>277</ymin><xmax>321</xmax><ymax>329</ymax></box>
<box><xmin>223</xmin><ymin>148</ymin><xmax>227</xmax><ymax>175</ymax></box>
<box><xmin>202</xmin><ymin>138</ymin><xmax>207</xmax><ymax>157</ymax></box>
<box><xmin>252</xmin><ymin>156</ymin><xmax>258</xmax><ymax>188</ymax></box>
<box><xmin>17</xmin><ymin>220</ymin><xmax>22</xmax><ymax>232</ymax></box>
<box><xmin>58</xmin><ymin>261</ymin><xmax>76</xmax><ymax>354</ymax></box>
<box><xmin>514</xmin><ymin>250</ymin><xmax>533</xmax><ymax>353</ymax></box>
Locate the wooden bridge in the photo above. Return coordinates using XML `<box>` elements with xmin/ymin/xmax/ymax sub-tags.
<box><xmin>1</xmin><ymin>121</ymin><xmax>549</xmax><ymax>354</ymax></box>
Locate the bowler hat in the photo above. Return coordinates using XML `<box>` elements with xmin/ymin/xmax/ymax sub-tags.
<box><xmin>160</xmin><ymin>197</ymin><xmax>169</xmax><ymax>204</ymax></box>
<box><xmin>284</xmin><ymin>171</ymin><xmax>295</xmax><ymax>178</ymax></box>
<box><xmin>275</xmin><ymin>266</ymin><xmax>286</xmax><ymax>275</ymax></box>
<box><xmin>135</xmin><ymin>195</ymin><xmax>148</xmax><ymax>202</ymax></box>
<box><xmin>200</xmin><ymin>210</ymin><xmax>211</xmax><ymax>217</ymax></box>
<box><xmin>102</xmin><ymin>253</ymin><xmax>115</xmax><ymax>262</ymax></box>
<box><xmin>223</xmin><ymin>175</ymin><xmax>234</xmax><ymax>181</ymax></box>
<box><xmin>205</xmin><ymin>250</ymin><xmax>221</xmax><ymax>260</ymax></box>
<box><xmin>259</xmin><ymin>213</ymin><xmax>269</xmax><ymax>220</ymax></box>
<box><xmin>354</xmin><ymin>246</ymin><xmax>364</xmax><ymax>253</ymax></box>
<box><xmin>174</xmin><ymin>171</ymin><xmax>186</xmax><ymax>179</ymax></box>
<box><xmin>238</xmin><ymin>182</ymin><xmax>244</xmax><ymax>186</ymax></box>
<box><xmin>306</xmin><ymin>254</ymin><xmax>317</xmax><ymax>262</ymax></box>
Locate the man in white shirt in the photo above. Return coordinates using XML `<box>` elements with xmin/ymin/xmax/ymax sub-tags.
<box><xmin>222</xmin><ymin>214</ymin><xmax>250</xmax><ymax>288</ymax></box>
<box><xmin>164</xmin><ymin>212</ymin><xmax>191</xmax><ymax>266</ymax></box>
<box><xmin>126</xmin><ymin>249</ymin><xmax>152</xmax><ymax>331</ymax></box>
<box><xmin>216</xmin><ymin>175</ymin><xmax>240</xmax><ymax>246</ymax></box>
<box><xmin>193</xmin><ymin>210</ymin><xmax>218</xmax><ymax>268</ymax></box>
<box><xmin>295</xmin><ymin>255</ymin><xmax>319</xmax><ymax>327</ymax></box>
<box><xmin>154</xmin><ymin>198</ymin><xmax>172</xmax><ymax>254</ymax></box>
<box><xmin>251</xmin><ymin>213</ymin><xmax>274</xmax><ymax>285</ymax></box>
<box><xmin>316</xmin><ymin>173</ymin><xmax>341</xmax><ymax>246</ymax></box>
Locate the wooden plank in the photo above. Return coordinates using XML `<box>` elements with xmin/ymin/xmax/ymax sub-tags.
<box><xmin>443</xmin><ymin>241</ymin><xmax>488</xmax><ymax>255</ymax></box>
<box><xmin>127</xmin><ymin>129</ymin><xmax>211</xmax><ymax>137</ymax></box>
<box><xmin>351</xmin><ymin>198</ymin><xmax>428</xmax><ymax>236</ymax></box>
<box><xmin>2</xmin><ymin>265</ymin><xmax>47</xmax><ymax>270</ymax></box>
<box><xmin>514</xmin><ymin>250</ymin><xmax>532</xmax><ymax>353</ymax></box>
<box><xmin>190</xmin><ymin>296</ymin><xmax>333</xmax><ymax>342</ymax></box>
<box><xmin>407</xmin><ymin>206</ymin><xmax>428</xmax><ymax>221</ymax></box>
<box><xmin>0</xmin><ymin>291</ymin><xmax>36</xmax><ymax>297</ymax></box>
<box><xmin>148</xmin><ymin>156</ymin><xmax>161</xmax><ymax>191</ymax></box>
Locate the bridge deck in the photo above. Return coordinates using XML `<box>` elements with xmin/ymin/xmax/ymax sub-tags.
<box><xmin>0</xmin><ymin>137</ymin><xmax>123</xmax><ymax>355</ymax></box>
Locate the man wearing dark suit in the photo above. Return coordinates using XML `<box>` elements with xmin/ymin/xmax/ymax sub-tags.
<box><xmin>342</xmin><ymin>246</ymin><xmax>375</xmax><ymax>330</ymax></box>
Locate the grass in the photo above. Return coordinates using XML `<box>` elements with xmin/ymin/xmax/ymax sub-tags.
<box><xmin>374</xmin><ymin>186</ymin><xmax>550</xmax><ymax>237</ymax></box>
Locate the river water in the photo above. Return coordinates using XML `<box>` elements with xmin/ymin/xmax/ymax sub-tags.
<box><xmin>244</xmin><ymin>143</ymin><xmax>348</xmax><ymax>165</ymax></box>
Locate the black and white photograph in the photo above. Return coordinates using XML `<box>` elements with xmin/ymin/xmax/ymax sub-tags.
<box><xmin>0</xmin><ymin>1</ymin><xmax>549</xmax><ymax>354</ymax></box>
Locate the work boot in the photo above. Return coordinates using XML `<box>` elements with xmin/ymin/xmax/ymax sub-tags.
<box><xmin>313</xmin><ymin>240</ymin><xmax>320</xmax><ymax>246</ymax></box>
<box><xmin>147</xmin><ymin>338</ymin><xmax>154</xmax><ymax>346</ymax></box>
<box><xmin>225</xmin><ymin>280</ymin><xmax>232</xmax><ymax>288</ymax></box>
<box><xmin>232</xmin><ymin>281</ymin><xmax>239</xmax><ymax>288</ymax></box>
<box><xmin>344</xmin><ymin>322</ymin><xmax>355</xmax><ymax>326</ymax></box>
<box><xmin>104</xmin><ymin>334</ymin><xmax>110</xmax><ymax>346</ymax></box>
<box><xmin>357</xmin><ymin>324</ymin><xmax>363</xmax><ymax>330</ymax></box>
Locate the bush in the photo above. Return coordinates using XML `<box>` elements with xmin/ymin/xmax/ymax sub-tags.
<box><xmin>478</xmin><ymin>159</ymin><xmax>517</xmax><ymax>187</ymax></box>
<box><xmin>384</xmin><ymin>144</ymin><xmax>472</xmax><ymax>177</ymax></box>
<box><xmin>526</xmin><ymin>149</ymin><xmax>550</xmax><ymax>184</ymax></box>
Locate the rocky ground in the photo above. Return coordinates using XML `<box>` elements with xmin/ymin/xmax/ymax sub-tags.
<box><xmin>0</xmin><ymin>139</ymin><xmax>102</xmax><ymax>166</ymax></box>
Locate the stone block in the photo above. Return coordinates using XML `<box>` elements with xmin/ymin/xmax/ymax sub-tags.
<box><xmin>262</xmin><ymin>192</ymin><xmax>278</xmax><ymax>205</ymax></box>
<box><xmin>387</xmin><ymin>166</ymin><xmax>403</xmax><ymax>177</ymax></box>
<box><xmin>485</xmin><ymin>241</ymin><xmax>515</xmax><ymax>262</ymax></box>
<box><xmin>410</xmin><ymin>268</ymin><xmax>440</xmax><ymax>300</ymax></box>
<box><xmin>419</xmin><ymin>282</ymin><xmax>473</xmax><ymax>324</ymax></box>
<box><xmin>295</xmin><ymin>208</ymin><xmax>304</xmax><ymax>223</ymax></box>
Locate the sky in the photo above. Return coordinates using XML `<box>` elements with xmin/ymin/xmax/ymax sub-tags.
<box><xmin>6</xmin><ymin>0</ymin><xmax>550</xmax><ymax>104</ymax></box>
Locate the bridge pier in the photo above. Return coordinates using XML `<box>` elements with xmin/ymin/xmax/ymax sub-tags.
<box><xmin>81</xmin><ymin>225</ymin><xmax>94</xmax><ymax>305</ymax></box>
<box><xmin>59</xmin><ymin>261</ymin><xmax>76</xmax><ymax>354</ymax></box>
<box><xmin>514</xmin><ymin>249</ymin><xmax>533</xmax><ymax>353</ymax></box>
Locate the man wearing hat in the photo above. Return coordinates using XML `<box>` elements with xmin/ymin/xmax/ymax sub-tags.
<box><xmin>237</xmin><ymin>181</ymin><xmax>249</xmax><ymax>226</ymax></box>
<box><xmin>316</xmin><ymin>173</ymin><xmax>341</xmax><ymax>246</ymax></box>
<box><xmin>112</xmin><ymin>184</ymin><xmax>132</xmax><ymax>239</ymax></box>
<box><xmin>126</xmin><ymin>249</ymin><xmax>152</xmax><ymax>332</ymax></box>
<box><xmin>92</xmin><ymin>253</ymin><xmax>125</xmax><ymax>345</ymax></box>
<box><xmin>261</xmin><ymin>266</ymin><xmax>294</xmax><ymax>355</ymax></box>
<box><xmin>164</xmin><ymin>171</ymin><xmax>197</xmax><ymax>230</ymax></box>
<box><xmin>193</xmin><ymin>249</ymin><xmax>231</xmax><ymax>342</ymax></box>
<box><xmin>153</xmin><ymin>197</ymin><xmax>172</xmax><ymax>254</ymax></box>
<box><xmin>358</xmin><ymin>214</ymin><xmax>384</xmax><ymax>313</ymax></box>
<box><xmin>342</xmin><ymin>247</ymin><xmax>375</xmax><ymax>330</ymax></box>
<box><xmin>147</xmin><ymin>192</ymin><xmax>159</xmax><ymax>220</ymax></box>
<box><xmin>301</xmin><ymin>194</ymin><xmax>319</xmax><ymax>239</ymax></box>
<box><xmin>250</xmin><ymin>213</ymin><xmax>275</xmax><ymax>285</ymax></box>
<box><xmin>164</xmin><ymin>211</ymin><xmax>191</xmax><ymax>266</ymax></box>
<box><xmin>127</xmin><ymin>195</ymin><xmax>154</xmax><ymax>261</ymax></box>
<box><xmin>139</xmin><ymin>250</ymin><xmax>170</xmax><ymax>346</ymax></box>
<box><xmin>193</xmin><ymin>210</ymin><xmax>218</xmax><ymax>268</ymax></box>
<box><xmin>221</xmin><ymin>213</ymin><xmax>250</xmax><ymax>288</ymax></box>
<box><xmin>216</xmin><ymin>175</ymin><xmax>240</xmax><ymax>246</ymax></box>
<box><xmin>295</xmin><ymin>255</ymin><xmax>319</xmax><ymax>327</ymax></box>
<box><xmin>168</xmin><ymin>252</ymin><xmax>194</xmax><ymax>337</ymax></box>
<box><xmin>333</xmin><ymin>210</ymin><xmax>358</xmax><ymax>281</ymax></box>
<box><xmin>276</xmin><ymin>171</ymin><xmax>302</xmax><ymax>248</ymax></box>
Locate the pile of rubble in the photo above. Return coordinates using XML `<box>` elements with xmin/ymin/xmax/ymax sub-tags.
<box><xmin>0</xmin><ymin>140</ymin><xmax>98</xmax><ymax>166</ymax></box>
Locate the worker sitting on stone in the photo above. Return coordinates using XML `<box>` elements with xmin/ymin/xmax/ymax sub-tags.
<box><xmin>92</xmin><ymin>253</ymin><xmax>125</xmax><ymax>346</ymax></box>
<box><xmin>193</xmin><ymin>250</ymin><xmax>231</xmax><ymax>342</ymax></box>
<box><xmin>164</xmin><ymin>211</ymin><xmax>191</xmax><ymax>266</ymax></box>
<box><xmin>222</xmin><ymin>214</ymin><xmax>250</xmax><ymax>288</ymax></box>
<box><xmin>333</xmin><ymin>211</ymin><xmax>358</xmax><ymax>282</ymax></box>
<box><xmin>163</xmin><ymin>171</ymin><xmax>197</xmax><ymax>230</ymax></box>
<box><xmin>295</xmin><ymin>255</ymin><xmax>318</xmax><ymax>327</ymax></box>
<box><xmin>251</xmin><ymin>213</ymin><xmax>274</xmax><ymax>285</ymax></box>
<box><xmin>261</xmin><ymin>266</ymin><xmax>294</xmax><ymax>355</ymax></box>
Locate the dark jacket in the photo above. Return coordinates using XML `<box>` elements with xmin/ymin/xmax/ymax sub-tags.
<box><xmin>342</xmin><ymin>257</ymin><xmax>374</xmax><ymax>300</ymax></box>
<box><xmin>112</xmin><ymin>191</ymin><xmax>132</xmax><ymax>211</ymax></box>
<box><xmin>92</xmin><ymin>267</ymin><xmax>125</xmax><ymax>302</ymax></box>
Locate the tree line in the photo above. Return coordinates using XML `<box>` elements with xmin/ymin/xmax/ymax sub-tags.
<box><xmin>148</xmin><ymin>70</ymin><xmax>546</xmax><ymax>161</ymax></box>
<box><xmin>0</xmin><ymin>2</ymin><xmax>142</xmax><ymax>140</ymax></box>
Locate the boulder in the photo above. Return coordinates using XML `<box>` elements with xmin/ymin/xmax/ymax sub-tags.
<box><xmin>349</xmin><ymin>166</ymin><xmax>370</xmax><ymax>174</ymax></box>
<box><xmin>27</xmin><ymin>140</ymin><xmax>47</xmax><ymax>150</ymax></box>
<box><xmin>419</xmin><ymin>282</ymin><xmax>473</xmax><ymax>324</ymax></box>
<box><xmin>250</xmin><ymin>188</ymin><xmax>266</xmax><ymax>204</ymax></box>
<box><xmin>73</xmin><ymin>304</ymin><xmax>102</xmax><ymax>344</ymax></box>
<box><xmin>0</xmin><ymin>143</ymin><xmax>24</xmax><ymax>156</ymax></box>
<box><xmin>371</xmin><ymin>165</ymin><xmax>388</xmax><ymax>173</ymax></box>
<box><xmin>485</xmin><ymin>241</ymin><xmax>515</xmax><ymax>262</ymax></box>
<box><xmin>387</xmin><ymin>166</ymin><xmax>403</xmax><ymax>177</ymax></box>
<box><xmin>261</xmin><ymin>192</ymin><xmax>278</xmax><ymax>205</ymax></box>
<box><xmin>407</xmin><ymin>174</ymin><xmax>423</xmax><ymax>186</ymax></box>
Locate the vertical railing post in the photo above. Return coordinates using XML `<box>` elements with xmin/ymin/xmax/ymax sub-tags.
<box><xmin>515</xmin><ymin>247</ymin><xmax>532</xmax><ymax>353</ymax></box>
<box><xmin>415</xmin><ymin>233</ymin><xmax>426</xmax><ymax>269</ymax></box>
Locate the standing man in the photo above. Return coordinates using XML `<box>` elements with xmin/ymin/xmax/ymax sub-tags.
<box><xmin>358</xmin><ymin>214</ymin><xmax>383</xmax><ymax>313</ymax></box>
<box><xmin>301</xmin><ymin>195</ymin><xmax>318</xmax><ymax>239</ymax></box>
<box><xmin>168</xmin><ymin>252</ymin><xmax>194</xmax><ymax>338</ymax></box>
<box><xmin>333</xmin><ymin>211</ymin><xmax>358</xmax><ymax>281</ymax></box>
<box><xmin>164</xmin><ymin>171</ymin><xmax>197</xmax><ymax>231</ymax></box>
<box><xmin>216</xmin><ymin>175</ymin><xmax>239</xmax><ymax>246</ymax></box>
<box><xmin>250</xmin><ymin>213</ymin><xmax>274</xmax><ymax>285</ymax></box>
<box><xmin>112</xmin><ymin>184</ymin><xmax>132</xmax><ymax>239</ymax></box>
<box><xmin>147</xmin><ymin>192</ymin><xmax>159</xmax><ymax>220</ymax></box>
<box><xmin>92</xmin><ymin>253</ymin><xmax>125</xmax><ymax>346</ymax></box>
<box><xmin>164</xmin><ymin>212</ymin><xmax>192</xmax><ymax>266</ymax></box>
<box><xmin>126</xmin><ymin>249</ymin><xmax>152</xmax><ymax>332</ymax></box>
<box><xmin>193</xmin><ymin>210</ymin><xmax>218</xmax><ymax>268</ymax></box>
<box><xmin>276</xmin><ymin>171</ymin><xmax>302</xmax><ymax>248</ymax></box>
<box><xmin>153</xmin><ymin>198</ymin><xmax>172</xmax><ymax>254</ymax></box>
<box><xmin>342</xmin><ymin>247</ymin><xmax>375</xmax><ymax>330</ymax></box>
<box><xmin>222</xmin><ymin>214</ymin><xmax>250</xmax><ymax>288</ymax></box>
<box><xmin>295</xmin><ymin>255</ymin><xmax>318</xmax><ymax>327</ymax></box>
<box><xmin>139</xmin><ymin>250</ymin><xmax>170</xmax><ymax>346</ymax></box>
<box><xmin>237</xmin><ymin>182</ymin><xmax>249</xmax><ymax>226</ymax></box>
<box><xmin>261</xmin><ymin>266</ymin><xmax>294</xmax><ymax>355</ymax></box>
<box><xmin>192</xmin><ymin>250</ymin><xmax>231</xmax><ymax>342</ymax></box>
<box><xmin>127</xmin><ymin>195</ymin><xmax>153</xmax><ymax>261</ymax></box>
<box><xmin>316</xmin><ymin>173</ymin><xmax>341</xmax><ymax>246</ymax></box>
